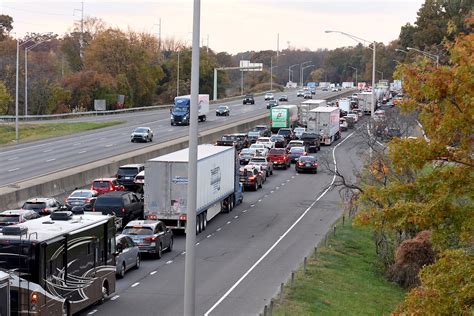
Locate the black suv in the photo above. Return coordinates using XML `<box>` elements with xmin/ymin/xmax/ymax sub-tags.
<box><xmin>252</xmin><ymin>125</ymin><xmax>271</xmax><ymax>137</ymax></box>
<box><xmin>116</xmin><ymin>164</ymin><xmax>144</xmax><ymax>188</ymax></box>
<box><xmin>94</xmin><ymin>191</ymin><xmax>144</xmax><ymax>227</ymax></box>
<box><xmin>300</xmin><ymin>132</ymin><xmax>321</xmax><ymax>153</ymax></box>
<box><xmin>277</xmin><ymin>128</ymin><xmax>296</xmax><ymax>142</ymax></box>
<box><xmin>243</xmin><ymin>94</ymin><xmax>255</xmax><ymax>105</ymax></box>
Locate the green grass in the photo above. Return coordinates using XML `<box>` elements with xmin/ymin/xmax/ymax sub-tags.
<box><xmin>0</xmin><ymin>121</ymin><xmax>124</xmax><ymax>146</ymax></box>
<box><xmin>273</xmin><ymin>218</ymin><xmax>405</xmax><ymax>316</ymax></box>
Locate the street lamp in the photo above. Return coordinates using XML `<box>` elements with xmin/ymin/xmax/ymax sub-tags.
<box><xmin>376</xmin><ymin>70</ymin><xmax>383</xmax><ymax>80</ymax></box>
<box><xmin>288</xmin><ymin>63</ymin><xmax>299</xmax><ymax>83</ymax></box>
<box><xmin>25</xmin><ymin>39</ymin><xmax>50</xmax><ymax>117</ymax></box>
<box><xmin>347</xmin><ymin>65</ymin><xmax>358</xmax><ymax>85</ymax></box>
<box><xmin>395</xmin><ymin>48</ymin><xmax>408</xmax><ymax>54</ymax></box>
<box><xmin>270</xmin><ymin>53</ymin><xmax>285</xmax><ymax>91</ymax></box>
<box><xmin>299</xmin><ymin>61</ymin><xmax>311</xmax><ymax>88</ymax></box>
<box><xmin>325</xmin><ymin>30</ymin><xmax>376</xmax><ymax>117</ymax></box>
<box><xmin>406</xmin><ymin>47</ymin><xmax>439</xmax><ymax>67</ymax></box>
<box><xmin>176</xmin><ymin>50</ymin><xmax>180</xmax><ymax>96</ymax></box>
<box><xmin>301</xmin><ymin>65</ymin><xmax>314</xmax><ymax>86</ymax></box>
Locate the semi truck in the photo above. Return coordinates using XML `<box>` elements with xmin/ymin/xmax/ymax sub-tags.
<box><xmin>338</xmin><ymin>98</ymin><xmax>351</xmax><ymax>115</ymax></box>
<box><xmin>307</xmin><ymin>106</ymin><xmax>341</xmax><ymax>145</ymax></box>
<box><xmin>342</xmin><ymin>82</ymin><xmax>354</xmax><ymax>89</ymax></box>
<box><xmin>270</xmin><ymin>104</ymin><xmax>299</xmax><ymax>133</ymax></box>
<box><xmin>299</xmin><ymin>99</ymin><xmax>327</xmax><ymax>127</ymax></box>
<box><xmin>170</xmin><ymin>94</ymin><xmax>209</xmax><ymax>125</ymax></box>
<box><xmin>144</xmin><ymin>144</ymin><xmax>243</xmax><ymax>234</ymax></box>
<box><xmin>358</xmin><ymin>91</ymin><xmax>374</xmax><ymax>115</ymax></box>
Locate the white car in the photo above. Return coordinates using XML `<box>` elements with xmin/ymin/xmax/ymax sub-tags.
<box><xmin>346</xmin><ymin>112</ymin><xmax>359</xmax><ymax>123</ymax></box>
<box><xmin>256</xmin><ymin>137</ymin><xmax>274</xmax><ymax>149</ymax></box>
<box><xmin>340</xmin><ymin>118</ymin><xmax>348</xmax><ymax>131</ymax></box>
<box><xmin>131</xmin><ymin>127</ymin><xmax>153</xmax><ymax>143</ymax></box>
<box><xmin>293</xmin><ymin>127</ymin><xmax>306</xmax><ymax>139</ymax></box>
<box><xmin>249</xmin><ymin>143</ymin><xmax>268</xmax><ymax>156</ymax></box>
<box><xmin>264</xmin><ymin>92</ymin><xmax>274</xmax><ymax>101</ymax></box>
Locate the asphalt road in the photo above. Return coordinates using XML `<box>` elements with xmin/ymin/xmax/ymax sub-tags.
<box><xmin>76</xmin><ymin>119</ymin><xmax>367</xmax><ymax>316</ymax></box>
<box><xmin>0</xmin><ymin>89</ymin><xmax>351</xmax><ymax>187</ymax></box>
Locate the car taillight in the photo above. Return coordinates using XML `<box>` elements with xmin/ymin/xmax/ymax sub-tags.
<box><xmin>248</xmin><ymin>176</ymin><xmax>256</xmax><ymax>180</ymax></box>
<box><xmin>179</xmin><ymin>215</ymin><xmax>187</xmax><ymax>221</ymax></box>
<box><xmin>147</xmin><ymin>215</ymin><xmax>158</xmax><ymax>220</ymax></box>
<box><xmin>121</xmin><ymin>208</ymin><xmax>125</xmax><ymax>214</ymax></box>
<box><xmin>31</xmin><ymin>292</ymin><xmax>38</xmax><ymax>304</ymax></box>
<box><xmin>85</xmin><ymin>198</ymin><xmax>92</xmax><ymax>203</ymax></box>
<box><xmin>144</xmin><ymin>236</ymin><xmax>157</xmax><ymax>241</ymax></box>
<box><xmin>297</xmin><ymin>162</ymin><xmax>303</xmax><ymax>166</ymax></box>
<box><xmin>110</xmin><ymin>187</ymin><xmax>113</xmax><ymax>191</ymax></box>
<box><xmin>313</xmin><ymin>163</ymin><xmax>318</xmax><ymax>166</ymax></box>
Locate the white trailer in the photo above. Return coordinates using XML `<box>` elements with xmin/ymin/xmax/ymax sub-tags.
<box><xmin>307</xmin><ymin>106</ymin><xmax>341</xmax><ymax>145</ymax></box>
<box><xmin>358</xmin><ymin>91</ymin><xmax>373</xmax><ymax>115</ymax></box>
<box><xmin>342</xmin><ymin>82</ymin><xmax>354</xmax><ymax>89</ymax></box>
<box><xmin>144</xmin><ymin>145</ymin><xmax>242</xmax><ymax>233</ymax></box>
<box><xmin>338</xmin><ymin>98</ymin><xmax>351</xmax><ymax>114</ymax></box>
<box><xmin>299</xmin><ymin>99</ymin><xmax>327</xmax><ymax>127</ymax></box>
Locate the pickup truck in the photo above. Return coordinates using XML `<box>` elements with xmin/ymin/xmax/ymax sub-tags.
<box><xmin>216</xmin><ymin>134</ymin><xmax>246</xmax><ymax>151</ymax></box>
<box><xmin>248</xmin><ymin>156</ymin><xmax>274</xmax><ymax>177</ymax></box>
<box><xmin>267</xmin><ymin>148</ymin><xmax>291</xmax><ymax>169</ymax></box>
<box><xmin>300</xmin><ymin>132</ymin><xmax>321</xmax><ymax>153</ymax></box>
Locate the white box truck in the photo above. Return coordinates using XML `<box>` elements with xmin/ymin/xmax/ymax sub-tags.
<box><xmin>170</xmin><ymin>94</ymin><xmax>209</xmax><ymax>125</ymax></box>
<box><xmin>307</xmin><ymin>106</ymin><xmax>341</xmax><ymax>145</ymax></box>
<box><xmin>299</xmin><ymin>99</ymin><xmax>327</xmax><ymax>127</ymax></box>
<box><xmin>338</xmin><ymin>98</ymin><xmax>351</xmax><ymax>115</ymax></box>
<box><xmin>342</xmin><ymin>82</ymin><xmax>354</xmax><ymax>89</ymax></box>
<box><xmin>144</xmin><ymin>144</ymin><xmax>243</xmax><ymax>234</ymax></box>
<box><xmin>358</xmin><ymin>92</ymin><xmax>373</xmax><ymax>115</ymax></box>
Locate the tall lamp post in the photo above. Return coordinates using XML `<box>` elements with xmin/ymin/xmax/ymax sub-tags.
<box><xmin>299</xmin><ymin>61</ymin><xmax>311</xmax><ymax>88</ymax></box>
<box><xmin>25</xmin><ymin>39</ymin><xmax>50</xmax><ymax>117</ymax></box>
<box><xmin>176</xmin><ymin>50</ymin><xmax>180</xmax><ymax>96</ymax></box>
<box><xmin>184</xmin><ymin>0</ymin><xmax>200</xmax><ymax>315</ymax></box>
<box><xmin>325</xmin><ymin>30</ymin><xmax>376</xmax><ymax>117</ymax></box>
<box><xmin>376</xmin><ymin>70</ymin><xmax>383</xmax><ymax>80</ymax></box>
<box><xmin>406</xmin><ymin>47</ymin><xmax>439</xmax><ymax>67</ymax></box>
<box><xmin>288</xmin><ymin>63</ymin><xmax>299</xmax><ymax>83</ymax></box>
<box><xmin>270</xmin><ymin>53</ymin><xmax>285</xmax><ymax>91</ymax></box>
<box><xmin>15</xmin><ymin>39</ymin><xmax>34</xmax><ymax>143</ymax></box>
<box><xmin>347</xmin><ymin>65</ymin><xmax>358</xmax><ymax>85</ymax></box>
<box><xmin>301</xmin><ymin>65</ymin><xmax>314</xmax><ymax>86</ymax></box>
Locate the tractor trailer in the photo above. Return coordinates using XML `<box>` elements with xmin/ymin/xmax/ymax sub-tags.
<box><xmin>307</xmin><ymin>106</ymin><xmax>341</xmax><ymax>145</ymax></box>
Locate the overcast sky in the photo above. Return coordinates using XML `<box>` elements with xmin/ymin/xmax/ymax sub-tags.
<box><xmin>2</xmin><ymin>0</ymin><xmax>424</xmax><ymax>54</ymax></box>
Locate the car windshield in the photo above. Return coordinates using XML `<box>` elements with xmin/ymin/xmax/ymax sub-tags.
<box><xmin>245</xmin><ymin>95</ymin><xmax>253</xmax><ymax>98</ymax></box>
<box><xmin>221</xmin><ymin>136</ymin><xmax>236</xmax><ymax>141</ymax></box>
<box><xmin>240</xmin><ymin>149</ymin><xmax>254</xmax><ymax>155</ymax></box>
<box><xmin>22</xmin><ymin>202</ymin><xmax>46</xmax><ymax>210</ymax></box>
<box><xmin>173</xmin><ymin>106</ymin><xmax>188</xmax><ymax>112</ymax></box>
<box><xmin>290</xmin><ymin>147</ymin><xmax>304</xmax><ymax>153</ymax></box>
<box><xmin>93</xmin><ymin>181</ymin><xmax>110</xmax><ymax>188</ymax></box>
<box><xmin>123</xmin><ymin>227</ymin><xmax>153</xmax><ymax>235</ymax></box>
<box><xmin>0</xmin><ymin>214</ymin><xmax>20</xmax><ymax>223</ymax></box>
<box><xmin>69</xmin><ymin>191</ymin><xmax>93</xmax><ymax>198</ymax></box>
<box><xmin>251</xmin><ymin>144</ymin><xmax>264</xmax><ymax>148</ymax></box>
<box><xmin>278</xmin><ymin>130</ymin><xmax>290</xmax><ymax>136</ymax></box>
<box><xmin>117</xmin><ymin>168</ymin><xmax>139</xmax><ymax>176</ymax></box>
<box><xmin>301</xmin><ymin>133</ymin><xmax>317</xmax><ymax>139</ymax></box>
<box><xmin>270</xmin><ymin>136</ymin><xmax>282</xmax><ymax>141</ymax></box>
<box><xmin>299</xmin><ymin>156</ymin><xmax>316</xmax><ymax>162</ymax></box>
<box><xmin>134</xmin><ymin>128</ymin><xmax>147</xmax><ymax>133</ymax></box>
<box><xmin>250</xmin><ymin>158</ymin><xmax>265</xmax><ymax>163</ymax></box>
<box><xmin>294</xmin><ymin>128</ymin><xmax>305</xmax><ymax>133</ymax></box>
<box><xmin>269</xmin><ymin>149</ymin><xmax>286</xmax><ymax>155</ymax></box>
<box><xmin>95</xmin><ymin>197</ymin><xmax>122</xmax><ymax>207</ymax></box>
<box><xmin>248</xmin><ymin>132</ymin><xmax>260</xmax><ymax>137</ymax></box>
<box><xmin>217</xmin><ymin>106</ymin><xmax>227</xmax><ymax>110</ymax></box>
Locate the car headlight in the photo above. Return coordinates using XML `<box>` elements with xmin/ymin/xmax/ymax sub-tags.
<box><xmin>170</xmin><ymin>115</ymin><xmax>174</xmax><ymax>119</ymax></box>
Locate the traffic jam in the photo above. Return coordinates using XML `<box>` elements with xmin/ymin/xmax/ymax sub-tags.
<box><xmin>0</xmin><ymin>86</ymin><xmax>394</xmax><ymax>315</ymax></box>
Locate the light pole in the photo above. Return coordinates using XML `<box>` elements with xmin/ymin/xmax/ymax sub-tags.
<box><xmin>184</xmin><ymin>0</ymin><xmax>200</xmax><ymax>315</ymax></box>
<box><xmin>299</xmin><ymin>61</ymin><xmax>311</xmax><ymax>88</ymax></box>
<box><xmin>25</xmin><ymin>39</ymin><xmax>50</xmax><ymax>117</ymax></box>
<box><xmin>376</xmin><ymin>70</ymin><xmax>383</xmax><ymax>80</ymax></box>
<box><xmin>325</xmin><ymin>30</ymin><xmax>376</xmax><ymax>117</ymax></box>
<box><xmin>15</xmin><ymin>39</ymin><xmax>34</xmax><ymax>143</ymax></box>
<box><xmin>176</xmin><ymin>50</ymin><xmax>180</xmax><ymax>96</ymax></box>
<box><xmin>270</xmin><ymin>53</ymin><xmax>285</xmax><ymax>91</ymax></box>
<box><xmin>347</xmin><ymin>65</ymin><xmax>358</xmax><ymax>85</ymax></box>
<box><xmin>395</xmin><ymin>48</ymin><xmax>408</xmax><ymax>54</ymax></box>
<box><xmin>301</xmin><ymin>65</ymin><xmax>314</xmax><ymax>86</ymax></box>
<box><xmin>288</xmin><ymin>63</ymin><xmax>299</xmax><ymax>83</ymax></box>
<box><xmin>406</xmin><ymin>47</ymin><xmax>439</xmax><ymax>67</ymax></box>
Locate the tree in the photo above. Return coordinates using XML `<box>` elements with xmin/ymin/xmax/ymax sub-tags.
<box><xmin>0</xmin><ymin>15</ymin><xmax>13</xmax><ymax>41</ymax></box>
<box><xmin>0</xmin><ymin>80</ymin><xmax>12</xmax><ymax>114</ymax></box>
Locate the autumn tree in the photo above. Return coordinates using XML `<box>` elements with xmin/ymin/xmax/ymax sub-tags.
<box><xmin>0</xmin><ymin>14</ymin><xmax>13</xmax><ymax>41</ymax></box>
<box><xmin>0</xmin><ymin>80</ymin><xmax>12</xmax><ymax>114</ymax></box>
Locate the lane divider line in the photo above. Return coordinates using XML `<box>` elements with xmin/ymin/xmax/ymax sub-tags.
<box><xmin>131</xmin><ymin>282</ymin><xmax>140</xmax><ymax>288</ymax></box>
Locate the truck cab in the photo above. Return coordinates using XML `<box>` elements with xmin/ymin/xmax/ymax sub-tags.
<box><xmin>171</xmin><ymin>95</ymin><xmax>209</xmax><ymax>125</ymax></box>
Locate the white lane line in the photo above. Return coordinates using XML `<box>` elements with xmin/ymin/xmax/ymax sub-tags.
<box><xmin>78</xmin><ymin>150</ymin><xmax>87</xmax><ymax>154</ymax></box>
<box><xmin>105</xmin><ymin>144</ymin><xmax>113</xmax><ymax>147</ymax></box>
<box><xmin>45</xmin><ymin>158</ymin><xmax>55</xmax><ymax>162</ymax></box>
<box><xmin>276</xmin><ymin>187</ymin><xmax>280</xmax><ymax>190</ymax></box>
<box><xmin>8</xmin><ymin>168</ymin><xmax>19</xmax><ymax>172</ymax></box>
<box><xmin>216</xmin><ymin>228</ymin><xmax>222</xmax><ymax>232</ymax></box>
<box><xmin>150</xmin><ymin>271</ymin><xmax>157</xmax><ymax>275</ymax></box>
<box><xmin>196</xmin><ymin>242</ymin><xmax>200</xmax><ymax>246</ymax></box>
<box><xmin>226</xmin><ymin>221</ymin><xmax>231</xmax><ymax>225</ymax></box>
<box><xmin>286</xmin><ymin>179</ymin><xmax>290</xmax><ymax>182</ymax></box>
<box><xmin>250</xmin><ymin>204</ymin><xmax>255</xmax><ymax>208</ymax></box>
<box><xmin>203</xmin><ymin>129</ymin><xmax>356</xmax><ymax>316</ymax></box>
<box><xmin>167</xmin><ymin>128</ymin><xmax>173</xmax><ymax>131</ymax></box>
<box><xmin>73</xmin><ymin>142</ymin><xmax>81</xmax><ymax>146</ymax></box>
<box><xmin>166</xmin><ymin>260</ymin><xmax>173</xmax><ymax>264</ymax></box>
<box><xmin>257</xmin><ymin>199</ymin><xmax>262</xmax><ymax>202</ymax></box>
<box><xmin>181</xmin><ymin>251</ymin><xmax>186</xmax><ymax>255</ymax></box>
<box><xmin>234</xmin><ymin>215</ymin><xmax>238</xmax><ymax>219</ymax></box>
<box><xmin>7</xmin><ymin>157</ymin><xmax>18</xmax><ymax>161</ymax></box>
<box><xmin>111</xmin><ymin>295</ymin><xmax>120</xmax><ymax>301</ymax></box>
<box><xmin>207</xmin><ymin>234</ymin><xmax>212</xmax><ymax>238</ymax></box>
<box><xmin>43</xmin><ymin>149</ymin><xmax>52</xmax><ymax>153</ymax></box>
<box><xmin>291</xmin><ymin>176</ymin><xmax>295</xmax><ymax>179</ymax></box>
<box><xmin>263</xmin><ymin>195</ymin><xmax>268</xmax><ymax>198</ymax></box>
<box><xmin>88</xmin><ymin>310</ymin><xmax>98</xmax><ymax>315</ymax></box>
<box><xmin>270</xmin><ymin>190</ymin><xmax>274</xmax><ymax>194</ymax></box>
<box><xmin>242</xmin><ymin>210</ymin><xmax>247</xmax><ymax>213</ymax></box>
<box><xmin>131</xmin><ymin>282</ymin><xmax>140</xmax><ymax>288</ymax></box>
<box><xmin>281</xmin><ymin>183</ymin><xmax>285</xmax><ymax>186</ymax></box>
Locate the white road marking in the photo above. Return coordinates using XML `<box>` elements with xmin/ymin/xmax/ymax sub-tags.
<box><xmin>270</xmin><ymin>190</ymin><xmax>274</xmax><ymax>194</ymax></box>
<box><xmin>43</xmin><ymin>149</ymin><xmax>52</xmax><ymax>153</ymax></box>
<box><xmin>207</xmin><ymin>234</ymin><xmax>212</xmax><ymax>238</ymax></box>
<box><xmin>196</xmin><ymin>242</ymin><xmax>200</xmax><ymax>246</ymax></box>
<box><xmin>257</xmin><ymin>199</ymin><xmax>262</xmax><ymax>202</ymax></box>
<box><xmin>88</xmin><ymin>310</ymin><xmax>98</xmax><ymax>315</ymax></box>
<box><xmin>167</xmin><ymin>129</ymin><xmax>173</xmax><ymax>131</ymax></box>
<box><xmin>45</xmin><ymin>158</ymin><xmax>55</xmax><ymax>162</ymax></box>
<box><xmin>111</xmin><ymin>295</ymin><xmax>120</xmax><ymax>301</ymax></box>
<box><xmin>78</xmin><ymin>150</ymin><xmax>87</xmax><ymax>154</ymax></box>
<box><xmin>286</xmin><ymin>179</ymin><xmax>290</xmax><ymax>182</ymax></box>
<box><xmin>281</xmin><ymin>183</ymin><xmax>285</xmax><ymax>186</ymax></box>
<box><xmin>181</xmin><ymin>251</ymin><xmax>186</xmax><ymax>255</ymax></box>
<box><xmin>8</xmin><ymin>168</ymin><xmax>19</xmax><ymax>172</ymax></box>
<box><xmin>291</xmin><ymin>176</ymin><xmax>295</xmax><ymax>179</ymax></box>
<box><xmin>216</xmin><ymin>228</ymin><xmax>222</xmax><ymax>232</ymax></box>
<box><xmin>234</xmin><ymin>215</ymin><xmax>238</xmax><ymax>219</ymax></box>
<box><xmin>150</xmin><ymin>271</ymin><xmax>157</xmax><ymax>275</ymax></box>
<box><xmin>105</xmin><ymin>144</ymin><xmax>113</xmax><ymax>147</ymax></box>
<box><xmin>263</xmin><ymin>195</ymin><xmax>268</xmax><ymax>198</ymax></box>
<box><xmin>204</xmin><ymin>129</ymin><xmax>356</xmax><ymax>316</ymax></box>
<box><xmin>226</xmin><ymin>221</ymin><xmax>231</xmax><ymax>225</ymax></box>
<box><xmin>276</xmin><ymin>187</ymin><xmax>280</xmax><ymax>190</ymax></box>
<box><xmin>7</xmin><ymin>157</ymin><xmax>18</xmax><ymax>161</ymax></box>
<box><xmin>242</xmin><ymin>210</ymin><xmax>247</xmax><ymax>213</ymax></box>
<box><xmin>131</xmin><ymin>282</ymin><xmax>140</xmax><ymax>288</ymax></box>
<box><xmin>73</xmin><ymin>142</ymin><xmax>81</xmax><ymax>146</ymax></box>
<box><xmin>250</xmin><ymin>204</ymin><xmax>255</xmax><ymax>208</ymax></box>
<box><xmin>166</xmin><ymin>260</ymin><xmax>173</xmax><ymax>264</ymax></box>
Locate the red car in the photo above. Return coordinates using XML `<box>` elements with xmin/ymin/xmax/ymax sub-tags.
<box><xmin>91</xmin><ymin>178</ymin><xmax>125</xmax><ymax>195</ymax></box>
<box><xmin>267</xmin><ymin>148</ymin><xmax>291</xmax><ymax>169</ymax></box>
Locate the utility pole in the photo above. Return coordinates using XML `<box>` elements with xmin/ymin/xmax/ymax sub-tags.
<box><xmin>74</xmin><ymin>1</ymin><xmax>84</xmax><ymax>59</ymax></box>
<box><xmin>276</xmin><ymin>33</ymin><xmax>279</xmax><ymax>57</ymax></box>
<box><xmin>15</xmin><ymin>40</ymin><xmax>19</xmax><ymax>143</ymax></box>
<box><xmin>177</xmin><ymin>50</ymin><xmax>180</xmax><ymax>96</ymax></box>
<box><xmin>184</xmin><ymin>0</ymin><xmax>200</xmax><ymax>315</ymax></box>
<box><xmin>158</xmin><ymin>18</ymin><xmax>161</xmax><ymax>51</ymax></box>
<box><xmin>270</xmin><ymin>56</ymin><xmax>273</xmax><ymax>91</ymax></box>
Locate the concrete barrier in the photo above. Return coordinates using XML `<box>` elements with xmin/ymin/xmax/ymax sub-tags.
<box><xmin>1</xmin><ymin>113</ymin><xmax>271</xmax><ymax>209</ymax></box>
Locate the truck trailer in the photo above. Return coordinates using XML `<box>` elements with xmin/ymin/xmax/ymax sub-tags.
<box><xmin>270</xmin><ymin>104</ymin><xmax>299</xmax><ymax>133</ymax></box>
<box><xmin>338</xmin><ymin>98</ymin><xmax>351</xmax><ymax>115</ymax></box>
<box><xmin>307</xmin><ymin>106</ymin><xmax>341</xmax><ymax>145</ymax></box>
<box><xmin>170</xmin><ymin>94</ymin><xmax>209</xmax><ymax>125</ymax></box>
<box><xmin>357</xmin><ymin>91</ymin><xmax>374</xmax><ymax>115</ymax></box>
<box><xmin>299</xmin><ymin>99</ymin><xmax>327</xmax><ymax>127</ymax></box>
<box><xmin>144</xmin><ymin>144</ymin><xmax>243</xmax><ymax>234</ymax></box>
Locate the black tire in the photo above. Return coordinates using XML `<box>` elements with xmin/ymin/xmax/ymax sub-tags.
<box><xmin>118</xmin><ymin>263</ymin><xmax>126</xmax><ymax>279</ymax></box>
<box><xmin>62</xmin><ymin>301</ymin><xmax>70</xmax><ymax>316</ymax></box>
<box><xmin>270</xmin><ymin>169</ymin><xmax>273</xmax><ymax>175</ymax></box>
<box><xmin>315</xmin><ymin>169</ymin><xmax>318</xmax><ymax>174</ymax></box>
<box><xmin>149</xmin><ymin>136</ymin><xmax>153</xmax><ymax>142</ymax></box>
<box><xmin>134</xmin><ymin>255</ymin><xmax>140</xmax><ymax>269</ymax></box>
<box><xmin>203</xmin><ymin>211</ymin><xmax>208</xmax><ymax>229</ymax></box>
<box><xmin>229</xmin><ymin>198</ymin><xmax>234</xmax><ymax>212</ymax></box>
<box><xmin>283</xmin><ymin>164</ymin><xmax>288</xmax><ymax>170</ymax></box>
<box><xmin>156</xmin><ymin>243</ymin><xmax>163</xmax><ymax>259</ymax></box>
<box><xmin>259</xmin><ymin>180</ymin><xmax>263</xmax><ymax>189</ymax></box>
<box><xmin>131</xmin><ymin>139</ymin><xmax>134</xmax><ymax>143</ymax></box>
<box><xmin>196</xmin><ymin>214</ymin><xmax>201</xmax><ymax>234</ymax></box>
<box><xmin>98</xmin><ymin>282</ymin><xmax>109</xmax><ymax>305</ymax></box>
<box><xmin>253</xmin><ymin>182</ymin><xmax>258</xmax><ymax>191</ymax></box>
<box><xmin>167</xmin><ymin>237</ymin><xmax>173</xmax><ymax>252</ymax></box>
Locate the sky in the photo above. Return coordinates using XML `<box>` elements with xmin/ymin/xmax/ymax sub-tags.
<box><xmin>2</xmin><ymin>0</ymin><xmax>424</xmax><ymax>54</ymax></box>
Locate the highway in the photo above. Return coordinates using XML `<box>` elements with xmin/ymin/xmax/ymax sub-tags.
<box><xmin>76</xmin><ymin>121</ymin><xmax>366</xmax><ymax>316</ymax></box>
<box><xmin>0</xmin><ymin>90</ymin><xmax>350</xmax><ymax>187</ymax></box>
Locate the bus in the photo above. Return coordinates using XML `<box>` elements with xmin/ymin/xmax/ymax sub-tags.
<box><xmin>0</xmin><ymin>211</ymin><xmax>117</xmax><ymax>315</ymax></box>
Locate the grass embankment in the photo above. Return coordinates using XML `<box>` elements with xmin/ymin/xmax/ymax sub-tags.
<box><xmin>273</xmin><ymin>219</ymin><xmax>405</xmax><ymax>315</ymax></box>
<box><xmin>0</xmin><ymin>121</ymin><xmax>124</xmax><ymax>146</ymax></box>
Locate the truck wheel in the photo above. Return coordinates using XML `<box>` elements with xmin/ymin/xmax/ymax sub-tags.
<box><xmin>196</xmin><ymin>214</ymin><xmax>201</xmax><ymax>234</ymax></box>
<box><xmin>203</xmin><ymin>212</ymin><xmax>207</xmax><ymax>230</ymax></box>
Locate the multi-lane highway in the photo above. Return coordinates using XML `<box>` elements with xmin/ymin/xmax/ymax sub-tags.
<box><xmin>0</xmin><ymin>90</ymin><xmax>349</xmax><ymax>187</ymax></box>
<box><xmin>75</xmin><ymin>116</ymin><xmax>366</xmax><ymax>315</ymax></box>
